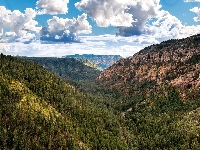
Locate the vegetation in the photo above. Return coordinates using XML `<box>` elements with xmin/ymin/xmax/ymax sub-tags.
<box><xmin>123</xmin><ymin>86</ymin><xmax>200</xmax><ymax>149</ymax></box>
<box><xmin>0</xmin><ymin>54</ymin><xmax>126</xmax><ymax>149</ymax></box>
<box><xmin>19</xmin><ymin>57</ymin><xmax>101</xmax><ymax>81</ymax></box>
<box><xmin>68</xmin><ymin>77</ymin><xmax>200</xmax><ymax>149</ymax></box>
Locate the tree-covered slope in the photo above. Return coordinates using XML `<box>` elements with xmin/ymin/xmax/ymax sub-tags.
<box><xmin>19</xmin><ymin>57</ymin><xmax>101</xmax><ymax>81</ymax></box>
<box><xmin>0</xmin><ymin>54</ymin><xmax>127</xmax><ymax>149</ymax></box>
<box><xmin>92</xmin><ymin>34</ymin><xmax>200</xmax><ymax>149</ymax></box>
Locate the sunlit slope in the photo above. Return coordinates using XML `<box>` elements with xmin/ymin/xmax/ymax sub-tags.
<box><xmin>0</xmin><ymin>54</ymin><xmax>127</xmax><ymax>149</ymax></box>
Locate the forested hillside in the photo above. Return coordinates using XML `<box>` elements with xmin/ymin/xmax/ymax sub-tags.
<box><xmin>94</xmin><ymin>34</ymin><xmax>200</xmax><ymax>149</ymax></box>
<box><xmin>0</xmin><ymin>54</ymin><xmax>126</xmax><ymax>149</ymax></box>
<box><xmin>19</xmin><ymin>57</ymin><xmax>101</xmax><ymax>81</ymax></box>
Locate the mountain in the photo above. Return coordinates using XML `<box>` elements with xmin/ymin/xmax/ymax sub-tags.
<box><xmin>0</xmin><ymin>54</ymin><xmax>127</xmax><ymax>149</ymax></box>
<box><xmin>97</xmin><ymin>34</ymin><xmax>200</xmax><ymax>95</ymax></box>
<box><xmin>95</xmin><ymin>34</ymin><xmax>200</xmax><ymax>149</ymax></box>
<box><xmin>63</xmin><ymin>54</ymin><xmax>122</xmax><ymax>70</ymax></box>
<box><xmin>19</xmin><ymin>57</ymin><xmax>101</xmax><ymax>81</ymax></box>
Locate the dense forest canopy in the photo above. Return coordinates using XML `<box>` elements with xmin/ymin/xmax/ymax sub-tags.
<box><xmin>19</xmin><ymin>57</ymin><xmax>101</xmax><ymax>81</ymax></box>
<box><xmin>0</xmin><ymin>54</ymin><xmax>126</xmax><ymax>149</ymax></box>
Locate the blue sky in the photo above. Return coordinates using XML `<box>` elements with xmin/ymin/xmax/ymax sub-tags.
<box><xmin>1</xmin><ymin>0</ymin><xmax>200</xmax><ymax>57</ymax></box>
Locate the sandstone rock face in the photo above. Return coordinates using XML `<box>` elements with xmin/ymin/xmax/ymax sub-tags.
<box><xmin>97</xmin><ymin>34</ymin><xmax>200</xmax><ymax>93</ymax></box>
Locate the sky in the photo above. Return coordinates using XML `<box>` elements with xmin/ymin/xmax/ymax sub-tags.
<box><xmin>1</xmin><ymin>0</ymin><xmax>200</xmax><ymax>58</ymax></box>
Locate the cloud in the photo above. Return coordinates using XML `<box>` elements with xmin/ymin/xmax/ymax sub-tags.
<box><xmin>40</xmin><ymin>27</ymin><xmax>81</xmax><ymax>43</ymax></box>
<box><xmin>5</xmin><ymin>32</ymin><xmax>17</xmax><ymax>37</ymax></box>
<box><xmin>145</xmin><ymin>10</ymin><xmax>183</xmax><ymax>39</ymax></box>
<box><xmin>0</xmin><ymin>6</ymin><xmax>41</xmax><ymax>42</ymax></box>
<box><xmin>118</xmin><ymin>8</ymin><xmax>200</xmax><ymax>40</ymax></box>
<box><xmin>1</xmin><ymin>0</ymin><xmax>200</xmax><ymax>57</ymax></box>
<box><xmin>0</xmin><ymin>6</ymin><xmax>92</xmax><ymax>44</ymax></box>
<box><xmin>75</xmin><ymin>0</ymin><xmax>200</xmax><ymax>40</ymax></box>
<box><xmin>190</xmin><ymin>7</ymin><xmax>200</xmax><ymax>21</ymax></box>
<box><xmin>0</xmin><ymin>29</ymin><xmax>3</xmax><ymax>38</ymax></box>
<box><xmin>80</xmin><ymin>34</ymin><xmax>159</xmax><ymax>45</ymax></box>
<box><xmin>36</xmin><ymin>0</ymin><xmax>69</xmax><ymax>15</ymax></box>
<box><xmin>144</xmin><ymin>10</ymin><xmax>200</xmax><ymax>40</ymax></box>
<box><xmin>0</xmin><ymin>35</ymin><xmax>154</xmax><ymax>58</ymax></box>
<box><xmin>75</xmin><ymin>0</ymin><xmax>134</xmax><ymax>27</ymax></box>
<box><xmin>15</xmin><ymin>33</ymin><xmax>36</xmax><ymax>44</ymax></box>
<box><xmin>40</xmin><ymin>13</ymin><xmax>92</xmax><ymax>43</ymax></box>
<box><xmin>76</xmin><ymin>0</ymin><xmax>161</xmax><ymax>35</ymax></box>
<box><xmin>117</xmin><ymin>0</ymin><xmax>161</xmax><ymax>36</ymax></box>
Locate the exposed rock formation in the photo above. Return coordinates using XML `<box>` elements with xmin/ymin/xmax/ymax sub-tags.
<box><xmin>97</xmin><ymin>34</ymin><xmax>200</xmax><ymax>93</ymax></box>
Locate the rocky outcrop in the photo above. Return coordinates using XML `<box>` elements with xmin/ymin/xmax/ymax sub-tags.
<box><xmin>97</xmin><ymin>34</ymin><xmax>200</xmax><ymax>93</ymax></box>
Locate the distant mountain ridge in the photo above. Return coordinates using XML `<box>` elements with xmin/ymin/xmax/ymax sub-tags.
<box><xmin>62</xmin><ymin>54</ymin><xmax>122</xmax><ymax>70</ymax></box>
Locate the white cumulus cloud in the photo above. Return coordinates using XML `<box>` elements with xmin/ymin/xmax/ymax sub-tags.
<box><xmin>75</xmin><ymin>0</ymin><xmax>134</xmax><ymax>27</ymax></box>
<box><xmin>76</xmin><ymin>0</ymin><xmax>161</xmax><ymax>35</ymax></box>
<box><xmin>40</xmin><ymin>13</ymin><xmax>92</xmax><ymax>43</ymax></box>
<box><xmin>144</xmin><ymin>10</ymin><xmax>200</xmax><ymax>40</ymax></box>
<box><xmin>117</xmin><ymin>0</ymin><xmax>161</xmax><ymax>36</ymax></box>
<box><xmin>190</xmin><ymin>7</ymin><xmax>200</xmax><ymax>22</ymax></box>
<box><xmin>15</xmin><ymin>33</ymin><xmax>36</xmax><ymax>44</ymax></box>
<box><xmin>0</xmin><ymin>6</ymin><xmax>41</xmax><ymax>42</ymax></box>
<box><xmin>146</xmin><ymin>10</ymin><xmax>183</xmax><ymax>39</ymax></box>
<box><xmin>47</xmin><ymin>13</ymin><xmax>92</xmax><ymax>34</ymax></box>
<box><xmin>36</xmin><ymin>0</ymin><xmax>69</xmax><ymax>15</ymax></box>
<box><xmin>75</xmin><ymin>0</ymin><xmax>200</xmax><ymax>39</ymax></box>
<box><xmin>5</xmin><ymin>32</ymin><xmax>17</xmax><ymax>37</ymax></box>
<box><xmin>74</xmin><ymin>0</ymin><xmax>200</xmax><ymax>41</ymax></box>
